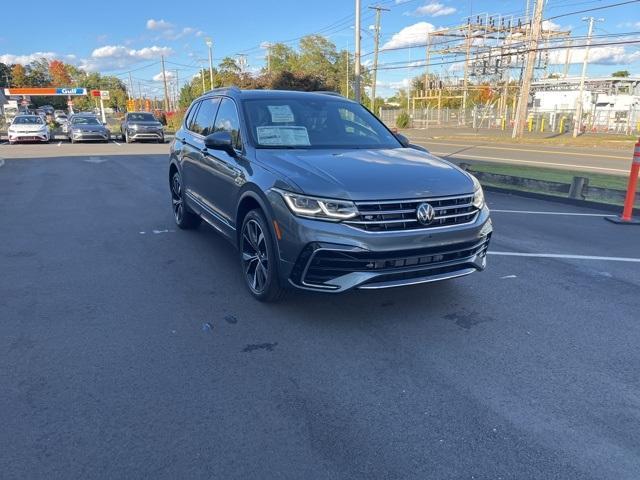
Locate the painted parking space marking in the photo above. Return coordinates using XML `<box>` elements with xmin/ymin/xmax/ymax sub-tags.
<box><xmin>488</xmin><ymin>251</ymin><xmax>640</xmax><ymax>263</ymax></box>
<box><xmin>491</xmin><ymin>209</ymin><xmax>615</xmax><ymax>217</ymax></box>
<box><xmin>421</xmin><ymin>141</ymin><xmax>629</xmax><ymax>160</ymax></box>
<box><xmin>430</xmin><ymin>151</ymin><xmax>629</xmax><ymax>174</ymax></box>
<box><xmin>0</xmin><ymin>158</ymin><xmax>5</xmax><ymax>168</ymax></box>
<box><xmin>113</xmin><ymin>141</ymin><xmax>121</xmax><ymax>146</ymax></box>
<box><xmin>57</xmin><ymin>141</ymin><xmax>62</xmax><ymax>147</ymax></box>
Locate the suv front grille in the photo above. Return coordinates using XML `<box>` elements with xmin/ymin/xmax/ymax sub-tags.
<box><xmin>345</xmin><ymin>194</ymin><xmax>478</xmax><ymax>232</ymax></box>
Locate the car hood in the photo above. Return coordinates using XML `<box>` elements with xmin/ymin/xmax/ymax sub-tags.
<box><xmin>10</xmin><ymin>124</ymin><xmax>47</xmax><ymax>131</ymax></box>
<box><xmin>256</xmin><ymin>147</ymin><xmax>474</xmax><ymax>200</ymax></box>
<box><xmin>71</xmin><ymin>124</ymin><xmax>107</xmax><ymax>131</ymax></box>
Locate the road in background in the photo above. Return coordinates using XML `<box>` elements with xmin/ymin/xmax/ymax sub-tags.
<box><xmin>404</xmin><ymin>130</ymin><xmax>633</xmax><ymax>175</ymax></box>
<box><xmin>1</xmin><ymin>148</ymin><xmax>639</xmax><ymax>479</ymax></box>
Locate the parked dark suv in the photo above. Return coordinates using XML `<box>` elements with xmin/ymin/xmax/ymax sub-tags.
<box><xmin>121</xmin><ymin>112</ymin><xmax>164</xmax><ymax>143</ymax></box>
<box><xmin>169</xmin><ymin>87</ymin><xmax>492</xmax><ymax>301</ymax></box>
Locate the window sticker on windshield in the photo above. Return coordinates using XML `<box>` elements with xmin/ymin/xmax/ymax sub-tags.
<box><xmin>267</xmin><ymin>105</ymin><xmax>294</xmax><ymax>123</ymax></box>
<box><xmin>256</xmin><ymin>126</ymin><xmax>310</xmax><ymax>146</ymax></box>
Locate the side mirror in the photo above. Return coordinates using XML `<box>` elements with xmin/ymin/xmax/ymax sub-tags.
<box><xmin>204</xmin><ymin>131</ymin><xmax>236</xmax><ymax>156</ymax></box>
<box><xmin>395</xmin><ymin>133</ymin><xmax>410</xmax><ymax>148</ymax></box>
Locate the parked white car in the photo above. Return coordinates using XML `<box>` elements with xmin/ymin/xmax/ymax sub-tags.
<box><xmin>7</xmin><ymin>115</ymin><xmax>50</xmax><ymax>144</ymax></box>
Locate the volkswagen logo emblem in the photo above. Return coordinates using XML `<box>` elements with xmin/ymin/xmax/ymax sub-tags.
<box><xmin>416</xmin><ymin>202</ymin><xmax>435</xmax><ymax>225</ymax></box>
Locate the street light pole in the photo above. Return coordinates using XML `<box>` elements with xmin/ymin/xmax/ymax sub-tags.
<box><xmin>206</xmin><ymin>37</ymin><xmax>214</xmax><ymax>90</ymax></box>
<box><xmin>572</xmin><ymin>17</ymin><xmax>603</xmax><ymax>138</ymax></box>
<box><xmin>354</xmin><ymin>0</ymin><xmax>362</xmax><ymax>103</ymax></box>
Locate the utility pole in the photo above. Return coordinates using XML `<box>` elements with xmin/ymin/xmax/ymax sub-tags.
<box><xmin>511</xmin><ymin>0</ymin><xmax>545</xmax><ymax>138</ymax></box>
<box><xmin>206</xmin><ymin>37</ymin><xmax>214</xmax><ymax>90</ymax></box>
<box><xmin>161</xmin><ymin>55</ymin><xmax>170</xmax><ymax>112</ymax></box>
<box><xmin>345</xmin><ymin>41</ymin><xmax>350</xmax><ymax>98</ymax></box>
<box><xmin>174</xmin><ymin>69</ymin><xmax>180</xmax><ymax>110</ymax></box>
<box><xmin>128</xmin><ymin>71</ymin><xmax>134</xmax><ymax>101</ymax></box>
<box><xmin>462</xmin><ymin>22</ymin><xmax>472</xmax><ymax>119</ymax></box>
<box><xmin>573</xmin><ymin>17</ymin><xmax>602</xmax><ymax>137</ymax></box>
<box><xmin>424</xmin><ymin>32</ymin><xmax>431</xmax><ymax>95</ymax></box>
<box><xmin>368</xmin><ymin>5</ymin><xmax>389</xmax><ymax>112</ymax></box>
<box><xmin>354</xmin><ymin>0</ymin><xmax>362</xmax><ymax>103</ymax></box>
<box><xmin>563</xmin><ymin>40</ymin><xmax>572</xmax><ymax>78</ymax></box>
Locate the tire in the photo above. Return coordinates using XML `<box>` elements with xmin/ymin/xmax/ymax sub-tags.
<box><xmin>239</xmin><ymin>209</ymin><xmax>286</xmax><ymax>302</ymax></box>
<box><xmin>170</xmin><ymin>170</ymin><xmax>201</xmax><ymax>229</ymax></box>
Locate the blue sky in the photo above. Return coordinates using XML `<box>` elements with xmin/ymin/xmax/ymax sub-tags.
<box><xmin>1</xmin><ymin>0</ymin><xmax>639</xmax><ymax>98</ymax></box>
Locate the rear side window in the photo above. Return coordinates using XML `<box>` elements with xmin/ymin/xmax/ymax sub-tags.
<box><xmin>190</xmin><ymin>97</ymin><xmax>220</xmax><ymax>136</ymax></box>
<box><xmin>184</xmin><ymin>102</ymin><xmax>200</xmax><ymax>131</ymax></box>
<box><xmin>213</xmin><ymin>98</ymin><xmax>242</xmax><ymax>149</ymax></box>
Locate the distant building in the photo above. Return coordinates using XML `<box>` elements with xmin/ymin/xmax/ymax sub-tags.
<box><xmin>531</xmin><ymin>76</ymin><xmax>640</xmax><ymax>132</ymax></box>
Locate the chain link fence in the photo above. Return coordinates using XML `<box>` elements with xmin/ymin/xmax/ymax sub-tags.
<box><xmin>380</xmin><ymin>106</ymin><xmax>640</xmax><ymax>135</ymax></box>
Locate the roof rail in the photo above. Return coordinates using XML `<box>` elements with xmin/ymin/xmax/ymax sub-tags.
<box><xmin>315</xmin><ymin>91</ymin><xmax>344</xmax><ymax>97</ymax></box>
<box><xmin>203</xmin><ymin>86</ymin><xmax>241</xmax><ymax>95</ymax></box>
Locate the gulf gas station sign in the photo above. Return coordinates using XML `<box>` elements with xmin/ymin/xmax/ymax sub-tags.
<box><xmin>3</xmin><ymin>87</ymin><xmax>87</xmax><ymax>96</ymax></box>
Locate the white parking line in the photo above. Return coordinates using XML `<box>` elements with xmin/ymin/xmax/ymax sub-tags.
<box><xmin>430</xmin><ymin>151</ymin><xmax>629</xmax><ymax>174</ymax></box>
<box><xmin>488</xmin><ymin>251</ymin><xmax>640</xmax><ymax>263</ymax></box>
<box><xmin>422</xmin><ymin>141</ymin><xmax>630</xmax><ymax>160</ymax></box>
<box><xmin>57</xmin><ymin>141</ymin><xmax>62</xmax><ymax>147</ymax></box>
<box><xmin>491</xmin><ymin>209</ymin><xmax>615</xmax><ymax>217</ymax></box>
<box><xmin>113</xmin><ymin>140</ymin><xmax>121</xmax><ymax>146</ymax></box>
<box><xmin>0</xmin><ymin>158</ymin><xmax>5</xmax><ymax>168</ymax></box>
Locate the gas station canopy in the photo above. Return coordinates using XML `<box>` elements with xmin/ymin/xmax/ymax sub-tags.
<box><xmin>3</xmin><ymin>87</ymin><xmax>87</xmax><ymax>96</ymax></box>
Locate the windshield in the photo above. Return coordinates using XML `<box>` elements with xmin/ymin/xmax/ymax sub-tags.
<box><xmin>243</xmin><ymin>97</ymin><xmax>401</xmax><ymax>149</ymax></box>
<box><xmin>13</xmin><ymin>116</ymin><xmax>43</xmax><ymax>125</ymax></box>
<box><xmin>72</xmin><ymin>117</ymin><xmax>100</xmax><ymax>125</ymax></box>
<box><xmin>128</xmin><ymin>113</ymin><xmax>156</xmax><ymax>122</ymax></box>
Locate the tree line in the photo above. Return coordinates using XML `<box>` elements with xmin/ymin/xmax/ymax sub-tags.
<box><xmin>178</xmin><ymin>34</ymin><xmax>381</xmax><ymax>110</ymax></box>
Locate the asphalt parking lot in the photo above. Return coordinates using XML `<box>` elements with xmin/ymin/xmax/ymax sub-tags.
<box><xmin>1</xmin><ymin>143</ymin><xmax>640</xmax><ymax>479</ymax></box>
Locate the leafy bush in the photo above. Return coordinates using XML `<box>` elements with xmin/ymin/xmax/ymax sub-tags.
<box><xmin>396</xmin><ymin>111</ymin><xmax>410</xmax><ymax>129</ymax></box>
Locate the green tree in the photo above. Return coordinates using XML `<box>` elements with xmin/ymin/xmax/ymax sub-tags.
<box><xmin>612</xmin><ymin>70</ymin><xmax>630</xmax><ymax>78</ymax></box>
<box><xmin>11</xmin><ymin>64</ymin><xmax>27</xmax><ymax>87</ymax></box>
<box><xmin>25</xmin><ymin>58</ymin><xmax>51</xmax><ymax>86</ymax></box>
<box><xmin>0</xmin><ymin>62</ymin><xmax>11</xmax><ymax>87</ymax></box>
<box><xmin>266</xmin><ymin>43</ymin><xmax>298</xmax><ymax>73</ymax></box>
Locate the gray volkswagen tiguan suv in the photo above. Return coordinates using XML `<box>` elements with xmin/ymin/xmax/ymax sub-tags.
<box><xmin>169</xmin><ymin>87</ymin><xmax>492</xmax><ymax>301</ymax></box>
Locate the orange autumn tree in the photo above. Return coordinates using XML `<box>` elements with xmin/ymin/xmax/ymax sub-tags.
<box><xmin>49</xmin><ymin>60</ymin><xmax>71</xmax><ymax>86</ymax></box>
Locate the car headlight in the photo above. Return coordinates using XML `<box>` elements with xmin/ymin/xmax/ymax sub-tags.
<box><xmin>130</xmin><ymin>124</ymin><xmax>139</xmax><ymax>130</ymax></box>
<box><xmin>470</xmin><ymin>175</ymin><xmax>485</xmax><ymax>209</ymax></box>
<box><xmin>276</xmin><ymin>190</ymin><xmax>358</xmax><ymax>221</ymax></box>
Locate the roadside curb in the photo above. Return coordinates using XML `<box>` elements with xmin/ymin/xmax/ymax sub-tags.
<box><xmin>484</xmin><ymin>184</ymin><xmax>639</xmax><ymax>216</ymax></box>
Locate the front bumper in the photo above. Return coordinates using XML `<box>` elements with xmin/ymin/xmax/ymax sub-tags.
<box><xmin>127</xmin><ymin>129</ymin><xmax>163</xmax><ymax>140</ymax></box>
<box><xmin>71</xmin><ymin>131</ymin><xmax>109</xmax><ymax>141</ymax></box>
<box><xmin>8</xmin><ymin>131</ymin><xmax>49</xmax><ymax>143</ymax></box>
<box><xmin>269</xmin><ymin>192</ymin><xmax>492</xmax><ymax>292</ymax></box>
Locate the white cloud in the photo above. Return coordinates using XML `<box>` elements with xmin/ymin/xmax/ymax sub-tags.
<box><xmin>153</xmin><ymin>70</ymin><xmax>176</xmax><ymax>82</ymax></box>
<box><xmin>80</xmin><ymin>45</ymin><xmax>174</xmax><ymax>71</ymax></box>
<box><xmin>548</xmin><ymin>45</ymin><xmax>640</xmax><ymax>66</ymax></box>
<box><xmin>405</xmin><ymin>3</ymin><xmax>456</xmax><ymax>17</ymax></box>
<box><xmin>542</xmin><ymin>20</ymin><xmax>561</xmax><ymax>31</ymax></box>
<box><xmin>0</xmin><ymin>51</ymin><xmax>77</xmax><ymax>65</ymax></box>
<box><xmin>146</xmin><ymin>19</ymin><xmax>173</xmax><ymax>30</ymax></box>
<box><xmin>382</xmin><ymin>22</ymin><xmax>436</xmax><ymax>49</ymax></box>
